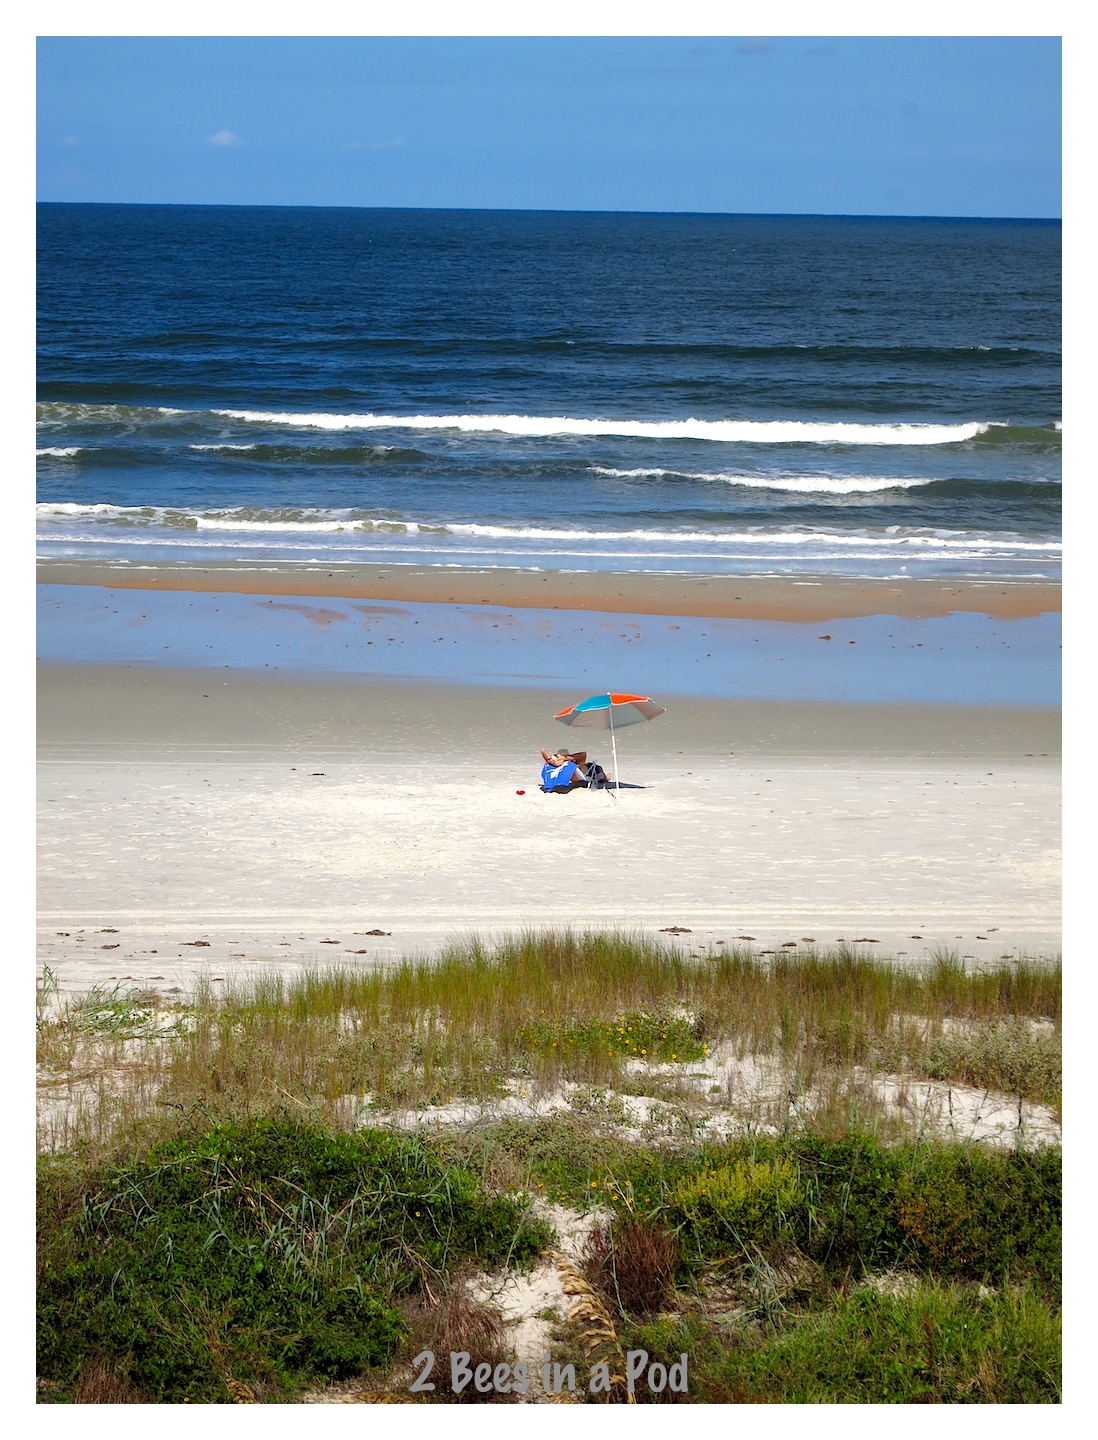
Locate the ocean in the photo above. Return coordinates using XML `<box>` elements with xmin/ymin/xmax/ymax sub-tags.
<box><xmin>37</xmin><ymin>205</ymin><xmax>1061</xmax><ymax>580</ymax></box>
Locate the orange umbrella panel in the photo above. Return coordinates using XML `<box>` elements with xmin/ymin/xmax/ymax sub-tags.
<box><xmin>553</xmin><ymin>693</ymin><xmax>666</xmax><ymax>730</ymax></box>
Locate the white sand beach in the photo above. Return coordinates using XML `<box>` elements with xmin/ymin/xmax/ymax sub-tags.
<box><xmin>37</xmin><ymin>667</ymin><xmax>1061</xmax><ymax>991</ymax></box>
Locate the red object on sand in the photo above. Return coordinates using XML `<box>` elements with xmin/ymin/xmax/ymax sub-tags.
<box><xmin>516</xmin><ymin>790</ymin><xmax>525</xmax><ymax>795</ymax></box>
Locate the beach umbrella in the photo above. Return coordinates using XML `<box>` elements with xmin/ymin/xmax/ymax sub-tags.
<box><xmin>553</xmin><ymin>693</ymin><xmax>666</xmax><ymax>791</ymax></box>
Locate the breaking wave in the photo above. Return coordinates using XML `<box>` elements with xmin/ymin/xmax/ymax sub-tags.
<box><xmin>213</xmin><ymin>408</ymin><xmax>992</xmax><ymax>446</ymax></box>
<box><xmin>35</xmin><ymin>501</ymin><xmax>1060</xmax><ymax>557</ymax></box>
<box><xmin>591</xmin><ymin>468</ymin><xmax>937</xmax><ymax>494</ymax></box>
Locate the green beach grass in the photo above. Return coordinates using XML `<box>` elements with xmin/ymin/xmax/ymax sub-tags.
<box><xmin>36</xmin><ymin>933</ymin><xmax>1061</xmax><ymax>1403</ymax></box>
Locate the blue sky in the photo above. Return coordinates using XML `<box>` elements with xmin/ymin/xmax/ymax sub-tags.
<box><xmin>37</xmin><ymin>36</ymin><xmax>1061</xmax><ymax>217</ymax></box>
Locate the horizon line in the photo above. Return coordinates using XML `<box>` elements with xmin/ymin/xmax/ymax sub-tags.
<box><xmin>36</xmin><ymin>200</ymin><xmax>1062</xmax><ymax>223</ymax></box>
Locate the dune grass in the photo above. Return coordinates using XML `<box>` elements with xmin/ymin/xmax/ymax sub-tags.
<box><xmin>37</xmin><ymin>934</ymin><xmax>1061</xmax><ymax>1403</ymax></box>
<box><xmin>37</xmin><ymin>933</ymin><xmax>1061</xmax><ymax>1158</ymax></box>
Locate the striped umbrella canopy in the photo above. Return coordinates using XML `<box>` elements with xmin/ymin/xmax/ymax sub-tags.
<box><xmin>553</xmin><ymin>693</ymin><xmax>666</xmax><ymax>790</ymax></box>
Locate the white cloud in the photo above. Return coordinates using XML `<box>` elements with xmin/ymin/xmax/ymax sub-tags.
<box><xmin>207</xmin><ymin>130</ymin><xmax>243</xmax><ymax>147</ymax></box>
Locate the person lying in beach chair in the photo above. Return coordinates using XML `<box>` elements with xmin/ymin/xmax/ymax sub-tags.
<box><xmin>539</xmin><ymin>749</ymin><xmax>611</xmax><ymax>792</ymax></box>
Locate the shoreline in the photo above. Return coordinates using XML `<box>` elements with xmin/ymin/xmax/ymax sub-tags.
<box><xmin>36</xmin><ymin>559</ymin><xmax>1061</xmax><ymax>622</ymax></box>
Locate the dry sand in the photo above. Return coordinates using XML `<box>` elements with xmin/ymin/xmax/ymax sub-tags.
<box><xmin>37</xmin><ymin>558</ymin><xmax>1060</xmax><ymax>623</ymax></box>
<box><xmin>37</xmin><ymin>667</ymin><xmax>1061</xmax><ymax>991</ymax></box>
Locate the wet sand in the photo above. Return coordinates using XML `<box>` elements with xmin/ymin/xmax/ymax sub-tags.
<box><xmin>38</xmin><ymin>666</ymin><xmax>1062</xmax><ymax>758</ymax></box>
<box><xmin>37</xmin><ymin>559</ymin><xmax>1060</xmax><ymax>623</ymax></box>
<box><xmin>38</xmin><ymin>666</ymin><xmax>1062</xmax><ymax>991</ymax></box>
<box><xmin>38</xmin><ymin>579</ymin><xmax>1063</xmax><ymax>710</ymax></box>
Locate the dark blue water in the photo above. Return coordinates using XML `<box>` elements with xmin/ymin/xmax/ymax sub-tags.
<box><xmin>37</xmin><ymin>205</ymin><xmax>1061</xmax><ymax>578</ymax></box>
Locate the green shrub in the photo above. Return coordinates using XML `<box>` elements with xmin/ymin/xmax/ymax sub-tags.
<box><xmin>477</xmin><ymin>1114</ymin><xmax>633</xmax><ymax>1204</ymax></box>
<box><xmin>670</xmin><ymin>1159</ymin><xmax>803</xmax><ymax>1256</ymax></box>
<box><xmin>38</xmin><ymin>1117</ymin><xmax>548</xmax><ymax>1402</ymax></box>
<box><xmin>518</xmin><ymin>1009</ymin><xmax>705</xmax><ymax>1065</ymax></box>
<box><xmin>895</xmin><ymin>1145</ymin><xmax>1061</xmax><ymax>1289</ymax></box>
<box><xmin>923</xmin><ymin>1020</ymin><xmax>1061</xmax><ymax>1107</ymax></box>
<box><xmin>599</xmin><ymin>1135</ymin><xmax>1060</xmax><ymax>1295</ymax></box>
<box><xmin>697</xmin><ymin>1282</ymin><xmax>1060</xmax><ymax>1403</ymax></box>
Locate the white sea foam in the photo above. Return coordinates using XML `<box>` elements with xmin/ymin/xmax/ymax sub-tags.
<box><xmin>39</xmin><ymin>502</ymin><xmax>124</xmax><ymax>516</ymax></box>
<box><xmin>187</xmin><ymin>441</ymin><xmax>399</xmax><ymax>457</ymax></box>
<box><xmin>440</xmin><ymin>523</ymin><xmax>1058</xmax><ymax>552</ymax></box>
<box><xmin>591</xmin><ymin>467</ymin><xmax>935</xmax><ymax>494</ymax></box>
<box><xmin>36</xmin><ymin>403</ymin><xmax>186</xmax><ymax>425</ymax></box>
<box><xmin>36</xmin><ymin>447</ymin><xmax>82</xmax><ymax>458</ymax></box>
<box><xmin>36</xmin><ymin>533</ymin><xmax>1061</xmax><ymax>569</ymax></box>
<box><xmin>188</xmin><ymin>443</ymin><xmax>260</xmax><ymax>452</ymax></box>
<box><xmin>34</xmin><ymin>502</ymin><xmax>438</xmax><ymax>536</ymax></box>
<box><xmin>213</xmin><ymin>408</ymin><xmax>987</xmax><ymax>446</ymax></box>
<box><xmin>35</xmin><ymin>502</ymin><xmax>1059</xmax><ymax>556</ymax></box>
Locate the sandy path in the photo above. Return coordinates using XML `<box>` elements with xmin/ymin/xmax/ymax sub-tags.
<box><xmin>38</xmin><ymin>739</ymin><xmax>1061</xmax><ymax>990</ymax></box>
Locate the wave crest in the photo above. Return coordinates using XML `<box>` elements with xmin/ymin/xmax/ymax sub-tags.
<box><xmin>590</xmin><ymin>467</ymin><xmax>938</xmax><ymax>494</ymax></box>
<box><xmin>213</xmin><ymin>408</ymin><xmax>989</xmax><ymax>446</ymax></box>
<box><xmin>35</xmin><ymin>502</ymin><xmax>451</xmax><ymax>536</ymax></box>
<box><xmin>35</xmin><ymin>502</ymin><xmax>1059</xmax><ymax>555</ymax></box>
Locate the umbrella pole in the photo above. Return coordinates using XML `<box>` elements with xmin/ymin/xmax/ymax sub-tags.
<box><xmin>609</xmin><ymin>705</ymin><xmax>620</xmax><ymax>792</ymax></box>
